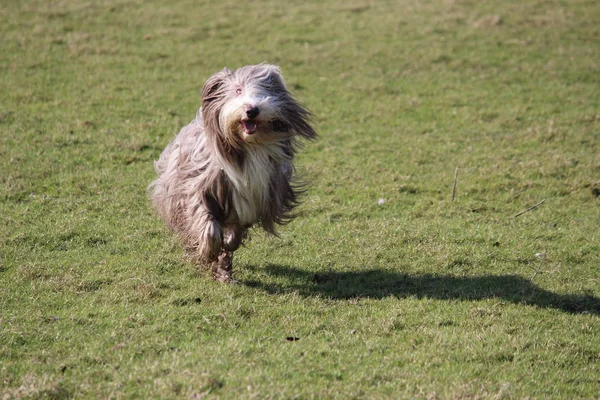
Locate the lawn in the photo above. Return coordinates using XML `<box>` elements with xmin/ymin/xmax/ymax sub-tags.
<box><xmin>1</xmin><ymin>0</ymin><xmax>599</xmax><ymax>398</ymax></box>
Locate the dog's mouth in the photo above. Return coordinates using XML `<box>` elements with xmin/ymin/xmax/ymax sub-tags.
<box><xmin>241</xmin><ymin>119</ymin><xmax>289</xmax><ymax>137</ymax></box>
<box><xmin>241</xmin><ymin>119</ymin><xmax>258</xmax><ymax>135</ymax></box>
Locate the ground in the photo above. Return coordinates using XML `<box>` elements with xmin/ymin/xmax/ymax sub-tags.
<box><xmin>1</xmin><ymin>0</ymin><xmax>599</xmax><ymax>398</ymax></box>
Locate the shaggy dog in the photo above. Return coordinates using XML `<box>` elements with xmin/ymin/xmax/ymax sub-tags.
<box><xmin>149</xmin><ymin>64</ymin><xmax>317</xmax><ymax>282</ymax></box>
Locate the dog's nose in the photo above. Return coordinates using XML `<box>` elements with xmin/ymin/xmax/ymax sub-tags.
<box><xmin>245</xmin><ymin>105</ymin><xmax>260</xmax><ymax>119</ymax></box>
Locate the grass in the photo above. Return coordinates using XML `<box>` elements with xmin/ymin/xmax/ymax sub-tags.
<box><xmin>1</xmin><ymin>0</ymin><xmax>599</xmax><ymax>398</ymax></box>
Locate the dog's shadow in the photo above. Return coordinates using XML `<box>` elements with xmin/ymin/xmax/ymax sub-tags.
<box><xmin>242</xmin><ymin>264</ymin><xmax>600</xmax><ymax>316</ymax></box>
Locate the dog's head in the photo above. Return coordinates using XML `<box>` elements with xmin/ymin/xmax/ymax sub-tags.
<box><xmin>201</xmin><ymin>64</ymin><xmax>317</xmax><ymax>148</ymax></box>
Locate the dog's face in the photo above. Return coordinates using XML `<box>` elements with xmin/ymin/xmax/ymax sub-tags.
<box><xmin>201</xmin><ymin>64</ymin><xmax>316</xmax><ymax>146</ymax></box>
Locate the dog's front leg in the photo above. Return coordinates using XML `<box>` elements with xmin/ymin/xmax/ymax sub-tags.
<box><xmin>223</xmin><ymin>225</ymin><xmax>245</xmax><ymax>252</ymax></box>
<box><xmin>188</xmin><ymin>192</ymin><xmax>224</xmax><ymax>262</ymax></box>
<box><xmin>189</xmin><ymin>210</ymin><xmax>222</xmax><ymax>263</ymax></box>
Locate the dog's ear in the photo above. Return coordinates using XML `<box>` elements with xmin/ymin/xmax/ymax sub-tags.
<box><xmin>266</xmin><ymin>64</ymin><xmax>282</xmax><ymax>76</ymax></box>
<box><xmin>201</xmin><ymin>68</ymin><xmax>231</xmax><ymax>106</ymax></box>
<box><xmin>201</xmin><ymin>68</ymin><xmax>230</xmax><ymax>139</ymax></box>
<box><xmin>264</xmin><ymin>64</ymin><xmax>288</xmax><ymax>90</ymax></box>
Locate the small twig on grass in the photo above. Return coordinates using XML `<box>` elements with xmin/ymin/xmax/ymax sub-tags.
<box><xmin>452</xmin><ymin>166</ymin><xmax>459</xmax><ymax>201</ymax></box>
<box><xmin>513</xmin><ymin>199</ymin><xmax>546</xmax><ymax>218</ymax></box>
<box><xmin>511</xmin><ymin>187</ymin><xmax>528</xmax><ymax>198</ymax></box>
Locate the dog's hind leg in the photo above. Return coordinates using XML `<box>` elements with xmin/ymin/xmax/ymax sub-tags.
<box><xmin>212</xmin><ymin>250</ymin><xmax>233</xmax><ymax>283</ymax></box>
<box><xmin>211</xmin><ymin>226</ymin><xmax>247</xmax><ymax>283</ymax></box>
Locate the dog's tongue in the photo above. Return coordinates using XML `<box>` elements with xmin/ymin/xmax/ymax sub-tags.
<box><xmin>242</xmin><ymin>120</ymin><xmax>258</xmax><ymax>134</ymax></box>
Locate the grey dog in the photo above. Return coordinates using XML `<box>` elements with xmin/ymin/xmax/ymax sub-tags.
<box><xmin>149</xmin><ymin>64</ymin><xmax>317</xmax><ymax>282</ymax></box>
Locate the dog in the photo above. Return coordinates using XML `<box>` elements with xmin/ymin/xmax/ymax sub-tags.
<box><xmin>149</xmin><ymin>64</ymin><xmax>317</xmax><ymax>282</ymax></box>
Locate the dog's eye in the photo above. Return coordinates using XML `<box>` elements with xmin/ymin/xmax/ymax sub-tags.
<box><xmin>235</xmin><ymin>88</ymin><xmax>242</xmax><ymax>96</ymax></box>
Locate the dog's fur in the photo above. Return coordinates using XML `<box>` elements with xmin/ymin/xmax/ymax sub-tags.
<box><xmin>149</xmin><ymin>64</ymin><xmax>317</xmax><ymax>282</ymax></box>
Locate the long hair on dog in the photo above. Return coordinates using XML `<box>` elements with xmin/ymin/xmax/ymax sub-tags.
<box><xmin>149</xmin><ymin>64</ymin><xmax>317</xmax><ymax>282</ymax></box>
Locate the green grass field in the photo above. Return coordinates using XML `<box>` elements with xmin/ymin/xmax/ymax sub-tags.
<box><xmin>2</xmin><ymin>0</ymin><xmax>600</xmax><ymax>398</ymax></box>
